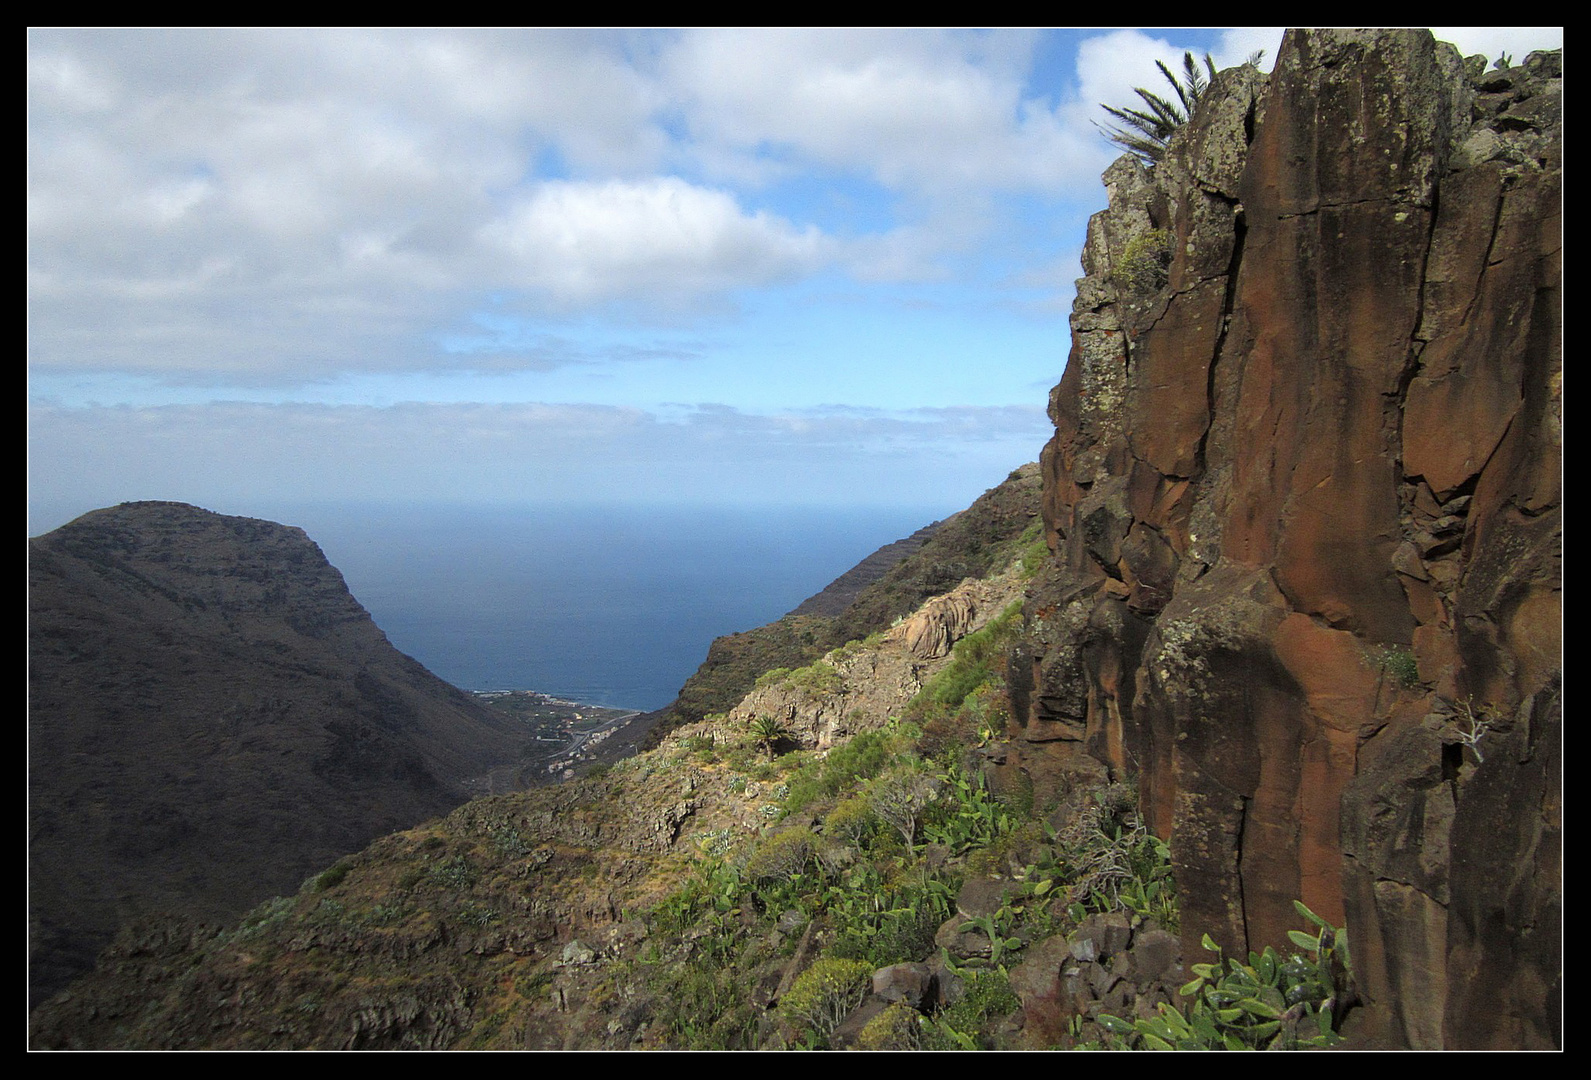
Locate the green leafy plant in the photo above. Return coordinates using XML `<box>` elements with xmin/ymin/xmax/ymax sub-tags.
<box><xmin>1112</xmin><ymin>228</ymin><xmax>1174</xmax><ymax>294</ymax></box>
<box><xmin>958</xmin><ymin>910</ymin><xmax>1024</xmax><ymax>968</ymax></box>
<box><xmin>779</xmin><ymin>957</ymin><xmax>873</xmax><ymax>1046</ymax></box>
<box><xmin>1376</xmin><ymin>644</ymin><xmax>1420</xmax><ymax>689</ymax></box>
<box><xmin>1047</xmin><ymin>784</ymin><xmax>1177</xmax><ymax>928</ymax></box>
<box><xmin>1097</xmin><ymin>51</ymin><xmax>1217</xmax><ymax>164</ymax></box>
<box><xmin>429</xmin><ymin>854</ymin><xmax>478</xmax><ymax>890</ymax></box>
<box><xmin>924</xmin><ymin>763</ymin><xmax>1014</xmax><ymax>856</ymax></box>
<box><xmin>924</xmin><ymin>967</ymin><xmax>1021</xmax><ymax>1050</ymax></box>
<box><xmin>1098</xmin><ymin>901</ymin><xmax>1350</xmax><ymax>1050</ymax></box>
<box><xmin>749</xmin><ymin>714</ymin><xmax>792</xmax><ymax>761</ymax></box>
<box><xmin>680</xmin><ymin>733</ymin><xmax>719</xmax><ymax>761</ymax></box>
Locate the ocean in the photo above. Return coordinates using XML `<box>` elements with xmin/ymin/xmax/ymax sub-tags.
<box><xmin>285</xmin><ymin>502</ymin><xmax>950</xmax><ymax>711</ymax></box>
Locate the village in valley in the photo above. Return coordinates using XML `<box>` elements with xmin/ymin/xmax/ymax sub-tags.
<box><xmin>473</xmin><ymin>690</ymin><xmax>639</xmax><ymax>780</ymax></box>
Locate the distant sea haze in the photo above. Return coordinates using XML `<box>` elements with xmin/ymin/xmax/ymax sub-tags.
<box><xmin>285</xmin><ymin>502</ymin><xmax>951</xmax><ymax>712</ymax></box>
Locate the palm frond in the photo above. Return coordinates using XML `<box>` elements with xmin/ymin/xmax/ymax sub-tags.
<box><xmin>1097</xmin><ymin>50</ymin><xmax>1218</xmax><ymax>165</ymax></box>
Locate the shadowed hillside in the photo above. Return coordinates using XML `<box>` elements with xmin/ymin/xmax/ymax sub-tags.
<box><xmin>28</xmin><ymin>501</ymin><xmax>530</xmax><ymax>1003</ymax></box>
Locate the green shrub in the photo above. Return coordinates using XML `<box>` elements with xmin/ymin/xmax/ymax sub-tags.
<box><xmin>1376</xmin><ymin>645</ymin><xmax>1420</xmax><ymax>690</ymax></box>
<box><xmin>866</xmin><ymin>762</ymin><xmax>940</xmax><ymax>855</ymax></box>
<box><xmin>1019</xmin><ymin>534</ymin><xmax>1050</xmax><ymax>579</ymax></box>
<box><xmin>783</xmin><ymin>728</ymin><xmax>891</xmax><ymax>813</ymax></box>
<box><xmin>785</xmin><ymin>661</ymin><xmax>844</xmax><ymax>699</ymax></box>
<box><xmin>681</xmin><ymin>734</ymin><xmax>718</xmax><ymax>760</ymax></box>
<box><xmin>858</xmin><ymin>1001</ymin><xmax>923</xmax><ymax>1050</ymax></box>
<box><xmin>490</xmin><ymin>826</ymin><xmax>533</xmax><ymax>858</ymax></box>
<box><xmin>823</xmin><ymin>795</ymin><xmax>878</xmax><ymax>849</ymax></box>
<box><xmin>430</xmin><ymin>855</ymin><xmax>478</xmax><ymax>890</ymax></box>
<box><xmin>754</xmin><ymin>667</ymin><xmax>792</xmax><ymax>690</ymax></box>
<box><xmin>824</xmin><ymin>861</ymin><xmax>953</xmax><ymax>969</ymax></box>
<box><xmin>925</xmin><ymin>968</ymin><xmax>1021</xmax><ymax>1050</ymax></box>
<box><xmin>743</xmin><ymin>828</ymin><xmax>815</xmax><ymax>885</ymax></box>
<box><xmin>312</xmin><ymin>860</ymin><xmax>352</xmax><ymax>891</ymax></box>
<box><xmin>229</xmin><ymin>895</ymin><xmax>295</xmax><ymax>942</ymax></box>
<box><xmin>779</xmin><ymin>957</ymin><xmax>873</xmax><ymax>1045</ymax></box>
<box><xmin>1112</xmin><ymin>228</ymin><xmax>1174</xmax><ymax>294</ymax></box>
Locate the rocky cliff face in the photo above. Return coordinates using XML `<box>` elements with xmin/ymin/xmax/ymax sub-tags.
<box><xmin>689</xmin><ymin>565</ymin><xmax>1027</xmax><ymax>756</ymax></box>
<box><xmin>1021</xmin><ymin>30</ymin><xmax>1559</xmax><ymax>1048</ymax></box>
<box><xmin>29</xmin><ymin>502</ymin><xmax>530</xmax><ymax>1003</ymax></box>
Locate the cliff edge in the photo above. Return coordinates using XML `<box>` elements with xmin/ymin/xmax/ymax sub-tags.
<box><xmin>1020</xmin><ymin>30</ymin><xmax>1559</xmax><ymax>1049</ymax></box>
<box><xmin>28</xmin><ymin>502</ymin><xmax>530</xmax><ymax>1003</ymax></box>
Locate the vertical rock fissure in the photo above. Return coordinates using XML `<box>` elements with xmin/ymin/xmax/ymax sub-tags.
<box><xmin>1195</xmin><ymin>205</ymin><xmax>1247</xmax><ymax>478</ymax></box>
<box><xmin>1458</xmin><ymin>184</ymin><xmax>1509</xmax><ymax>334</ymax></box>
<box><xmin>1233</xmin><ymin>791</ymin><xmax>1251</xmax><ymax>955</ymax></box>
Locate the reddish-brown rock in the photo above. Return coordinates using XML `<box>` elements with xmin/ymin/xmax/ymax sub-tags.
<box><xmin>1022</xmin><ymin>31</ymin><xmax>1559</xmax><ymax>1048</ymax></box>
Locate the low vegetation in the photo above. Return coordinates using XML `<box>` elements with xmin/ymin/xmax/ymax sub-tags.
<box><xmin>33</xmin><ymin>487</ymin><xmax>1354</xmax><ymax>1052</ymax></box>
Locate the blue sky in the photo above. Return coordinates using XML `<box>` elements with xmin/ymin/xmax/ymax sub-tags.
<box><xmin>27</xmin><ymin>28</ymin><xmax>1561</xmax><ymax>535</ymax></box>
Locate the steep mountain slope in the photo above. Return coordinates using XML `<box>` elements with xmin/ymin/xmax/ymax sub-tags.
<box><xmin>28</xmin><ymin>502</ymin><xmax>530</xmax><ymax>1003</ymax></box>
<box><xmin>663</xmin><ymin>464</ymin><xmax>1042</xmax><ymax>736</ymax></box>
<box><xmin>30</xmin><ymin>524</ymin><xmax>1076</xmax><ymax>1050</ymax></box>
<box><xmin>788</xmin><ymin>520</ymin><xmax>944</xmax><ymax>617</ymax></box>
<box><xmin>1016</xmin><ymin>31</ymin><xmax>1559</xmax><ymax>1048</ymax></box>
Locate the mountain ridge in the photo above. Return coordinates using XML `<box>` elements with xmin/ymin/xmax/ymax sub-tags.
<box><xmin>28</xmin><ymin>500</ymin><xmax>532</xmax><ymax>1004</ymax></box>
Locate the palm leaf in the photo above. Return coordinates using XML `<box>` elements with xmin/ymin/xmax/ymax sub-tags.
<box><xmin>1097</xmin><ymin>50</ymin><xmax>1218</xmax><ymax>165</ymax></box>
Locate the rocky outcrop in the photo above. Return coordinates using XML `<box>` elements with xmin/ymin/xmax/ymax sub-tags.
<box><xmin>28</xmin><ymin>502</ymin><xmax>530</xmax><ymax>1005</ymax></box>
<box><xmin>704</xmin><ymin>567</ymin><xmax>1026</xmax><ymax>754</ymax></box>
<box><xmin>1023</xmin><ymin>31</ymin><xmax>1559</xmax><ymax>1048</ymax></box>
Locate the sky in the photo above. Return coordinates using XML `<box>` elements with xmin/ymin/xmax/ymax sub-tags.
<box><xmin>26</xmin><ymin>27</ymin><xmax>1562</xmax><ymax>536</ymax></box>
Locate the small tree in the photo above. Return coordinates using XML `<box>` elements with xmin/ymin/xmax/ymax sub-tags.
<box><xmin>779</xmin><ymin>958</ymin><xmax>873</xmax><ymax>1046</ymax></box>
<box><xmin>749</xmin><ymin>714</ymin><xmax>791</xmax><ymax>761</ymax></box>
<box><xmin>866</xmin><ymin>764</ymin><xmax>939</xmax><ymax>856</ymax></box>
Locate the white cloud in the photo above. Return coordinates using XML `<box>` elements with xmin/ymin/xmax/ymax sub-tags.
<box><xmin>481</xmin><ymin>177</ymin><xmax>833</xmax><ymax>307</ymax></box>
<box><xmin>29</xmin><ymin>400</ymin><xmax>1050</xmax><ymax>532</ymax></box>
<box><xmin>663</xmin><ymin>28</ymin><xmax>1107</xmax><ymax>196</ymax></box>
<box><xmin>25</xmin><ymin>28</ymin><xmax>1108</xmax><ymax>386</ymax></box>
<box><xmin>25</xmin><ymin>29</ymin><xmax>683</xmax><ymax>382</ymax></box>
<box><xmin>1214</xmin><ymin>28</ymin><xmax>1286</xmax><ymax>71</ymax></box>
